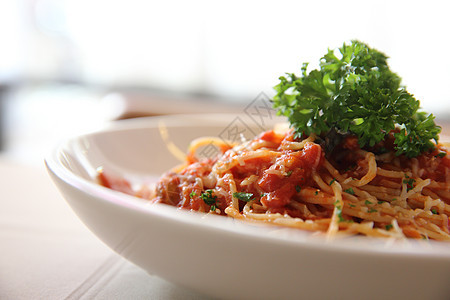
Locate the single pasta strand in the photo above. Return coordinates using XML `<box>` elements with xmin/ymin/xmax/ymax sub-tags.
<box><xmin>312</xmin><ymin>172</ymin><xmax>333</xmax><ymax>194</ymax></box>
<box><xmin>346</xmin><ymin>152</ymin><xmax>377</xmax><ymax>187</ymax></box>
<box><xmin>280</xmin><ymin>133</ymin><xmax>316</xmax><ymax>150</ymax></box>
<box><xmin>322</xmin><ymin>159</ymin><xmax>347</xmax><ymax>183</ymax></box>
<box><xmin>377</xmin><ymin>168</ymin><xmax>405</xmax><ymax>179</ymax></box>
<box><xmin>188</xmin><ymin>136</ymin><xmax>233</xmax><ymax>157</ymax></box>
<box><xmin>326</xmin><ymin>179</ymin><xmax>343</xmax><ymax>239</ymax></box>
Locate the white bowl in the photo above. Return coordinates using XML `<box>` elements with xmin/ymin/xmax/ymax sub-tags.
<box><xmin>46</xmin><ymin>114</ymin><xmax>450</xmax><ymax>300</ymax></box>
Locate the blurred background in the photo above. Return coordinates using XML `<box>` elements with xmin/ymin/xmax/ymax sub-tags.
<box><xmin>0</xmin><ymin>0</ymin><xmax>449</xmax><ymax>165</ymax></box>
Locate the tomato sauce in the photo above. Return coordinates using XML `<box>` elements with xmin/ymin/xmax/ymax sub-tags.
<box><xmin>416</xmin><ymin>146</ymin><xmax>449</xmax><ymax>182</ymax></box>
<box><xmin>258</xmin><ymin>142</ymin><xmax>323</xmax><ymax>209</ymax></box>
<box><xmin>98</xmin><ymin>168</ymin><xmax>134</xmax><ymax>196</ymax></box>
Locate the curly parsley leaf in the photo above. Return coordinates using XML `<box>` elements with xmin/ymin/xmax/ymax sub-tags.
<box><xmin>272</xmin><ymin>40</ymin><xmax>441</xmax><ymax>157</ymax></box>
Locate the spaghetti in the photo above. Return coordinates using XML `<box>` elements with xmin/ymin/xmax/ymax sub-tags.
<box><xmin>99</xmin><ymin>126</ymin><xmax>450</xmax><ymax>241</ymax></box>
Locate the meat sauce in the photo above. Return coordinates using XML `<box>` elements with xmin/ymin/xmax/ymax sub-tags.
<box><xmin>230</xmin><ymin>130</ymin><xmax>323</xmax><ymax>212</ymax></box>
<box><xmin>98</xmin><ymin>129</ymin><xmax>449</xmax><ymax>215</ymax></box>
<box><xmin>258</xmin><ymin>142</ymin><xmax>322</xmax><ymax>209</ymax></box>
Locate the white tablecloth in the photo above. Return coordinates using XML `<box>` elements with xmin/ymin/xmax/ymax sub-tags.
<box><xmin>0</xmin><ymin>156</ymin><xmax>210</xmax><ymax>299</ymax></box>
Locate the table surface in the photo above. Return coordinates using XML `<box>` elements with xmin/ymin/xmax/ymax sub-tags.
<box><xmin>0</xmin><ymin>156</ymin><xmax>211</xmax><ymax>299</ymax></box>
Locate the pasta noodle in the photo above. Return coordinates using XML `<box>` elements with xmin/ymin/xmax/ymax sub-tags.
<box><xmin>98</xmin><ymin>126</ymin><xmax>450</xmax><ymax>241</ymax></box>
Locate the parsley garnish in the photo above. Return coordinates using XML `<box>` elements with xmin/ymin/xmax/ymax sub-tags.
<box><xmin>329</xmin><ymin>178</ymin><xmax>336</xmax><ymax>185</ymax></box>
<box><xmin>431</xmin><ymin>209</ymin><xmax>438</xmax><ymax>214</ymax></box>
<box><xmin>348</xmin><ymin>203</ymin><xmax>356</xmax><ymax>208</ymax></box>
<box><xmin>295</xmin><ymin>185</ymin><xmax>301</xmax><ymax>193</ymax></box>
<box><xmin>201</xmin><ymin>189</ymin><xmax>217</xmax><ymax>211</ymax></box>
<box><xmin>385</xmin><ymin>224</ymin><xmax>393</xmax><ymax>231</ymax></box>
<box><xmin>368</xmin><ymin>208</ymin><xmax>378</xmax><ymax>213</ymax></box>
<box><xmin>365</xmin><ymin>200</ymin><xmax>373</xmax><ymax>205</ymax></box>
<box><xmin>233</xmin><ymin>192</ymin><xmax>255</xmax><ymax>202</ymax></box>
<box><xmin>189</xmin><ymin>191</ymin><xmax>196</xmax><ymax>198</ymax></box>
<box><xmin>285</xmin><ymin>170</ymin><xmax>293</xmax><ymax>177</ymax></box>
<box><xmin>272</xmin><ymin>40</ymin><xmax>441</xmax><ymax>158</ymax></box>
<box><xmin>344</xmin><ymin>188</ymin><xmax>355</xmax><ymax>195</ymax></box>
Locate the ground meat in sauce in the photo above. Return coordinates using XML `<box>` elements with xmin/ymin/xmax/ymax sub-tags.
<box><xmin>154</xmin><ymin>172</ymin><xmax>181</xmax><ymax>205</ymax></box>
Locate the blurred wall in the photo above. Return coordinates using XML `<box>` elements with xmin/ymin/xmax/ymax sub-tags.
<box><xmin>0</xmin><ymin>0</ymin><xmax>449</xmax><ymax>113</ymax></box>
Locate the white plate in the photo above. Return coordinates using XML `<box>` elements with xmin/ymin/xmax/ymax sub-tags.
<box><xmin>46</xmin><ymin>114</ymin><xmax>450</xmax><ymax>300</ymax></box>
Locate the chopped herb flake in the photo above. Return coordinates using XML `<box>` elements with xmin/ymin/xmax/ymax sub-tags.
<box><xmin>436</xmin><ymin>152</ymin><xmax>446</xmax><ymax>158</ymax></box>
<box><xmin>333</xmin><ymin>202</ymin><xmax>353</xmax><ymax>223</ymax></box>
<box><xmin>334</xmin><ymin>203</ymin><xmax>344</xmax><ymax>221</ymax></box>
<box><xmin>365</xmin><ymin>200</ymin><xmax>373</xmax><ymax>205</ymax></box>
<box><xmin>329</xmin><ymin>178</ymin><xmax>336</xmax><ymax>185</ymax></box>
<box><xmin>344</xmin><ymin>188</ymin><xmax>355</xmax><ymax>195</ymax></box>
<box><xmin>285</xmin><ymin>170</ymin><xmax>293</xmax><ymax>177</ymax></box>
<box><xmin>295</xmin><ymin>185</ymin><xmax>301</xmax><ymax>193</ymax></box>
<box><xmin>403</xmin><ymin>177</ymin><xmax>416</xmax><ymax>192</ymax></box>
<box><xmin>385</xmin><ymin>224</ymin><xmax>393</xmax><ymax>230</ymax></box>
<box><xmin>368</xmin><ymin>208</ymin><xmax>378</xmax><ymax>213</ymax></box>
<box><xmin>233</xmin><ymin>192</ymin><xmax>255</xmax><ymax>202</ymax></box>
<box><xmin>431</xmin><ymin>209</ymin><xmax>438</xmax><ymax>214</ymax></box>
<box><xmin>189</xmin><ymin>191</ymin><xmax>196</xmax><ymax>198</ymax></box>
<box><xmin>201</xmin><ymin>189</ymin><xmax>217</xmax><ymax>206</ymax></box>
